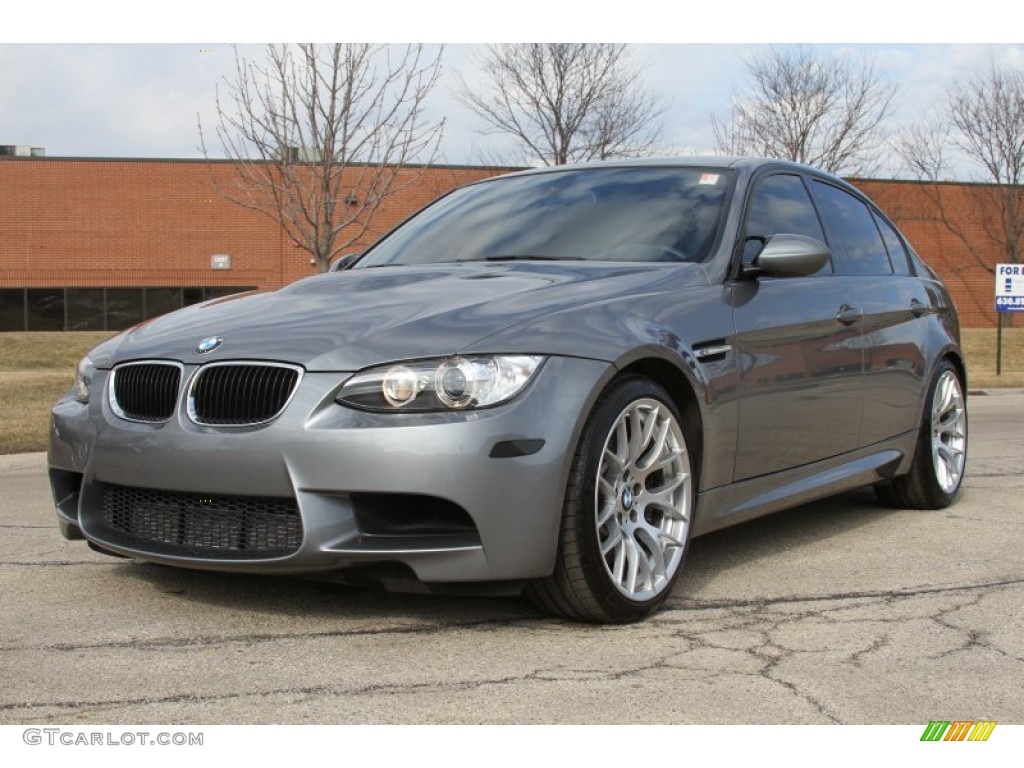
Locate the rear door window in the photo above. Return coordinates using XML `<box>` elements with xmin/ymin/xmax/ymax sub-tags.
<box><xmin>811</xmin><ymin>181</ymin><xmax>893</xmax><ymax>275</ymax></box>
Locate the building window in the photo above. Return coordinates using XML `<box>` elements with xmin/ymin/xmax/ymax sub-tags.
<box><xmin>26</xmin><ymin>289</ymin><xmax>65</xmax><ymax>331</ymax></box>
<box><xmin>67</xmin><ymin>289</ymin><xmax>106</xmax><ymax>331</ymax></box>
<box><xmin>0</xmin><ymin>287</ymin><xmax>255</xmax><ymax>331</ymax></box>
<box><xmin>145</xmin><ymin>288</ymin><xmax>183</xmax><ymax>319</ymax></box>
<box><xmin>106</xmin><ymin>289</ymin><xmax>145</xmax><ymax>330</ymax></box>
<box><xmin>183</xmin><ymin>288</ymin><xmax>205</xmax><ymax>307</ymax></box>
<box><xmin>0</xmin><ymin>289</ymin><xmax>26</xmax><ymax>331</ymax></box>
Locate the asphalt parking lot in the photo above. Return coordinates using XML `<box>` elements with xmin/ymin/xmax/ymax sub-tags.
<box><xmin>1</xmin><ymin>393</ymin><xmax>1021</xmax><ymax>725</ymax></box>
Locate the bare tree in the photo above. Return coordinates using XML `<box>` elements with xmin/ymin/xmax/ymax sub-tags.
<box><xmin>458</xmin><ymin>44</ymin><xmax>665</xmax><ymax>166</ymax></box>
<box><xmin>949</xmin><ymin>63</ymin><xmax>1024</xmax><ymax>268</ymax></box>
<box><xmin>200</xmin><ymin>44</ymin><xmax>444</xmax><ymax>273</ymax></box>
<box><xmin>712</xmin><ymin>46</ymin><xmax>896</xmax><ymax>175</ymax></box>
<box><xmin>891</xmin><ymin>119</ymin><xmax>950</xmax><ymax>182</ymax></box>
<box><xmin>893</xmin><ymin>62</ymin><xmax>1024</xmax><ymax>274</ymax></box>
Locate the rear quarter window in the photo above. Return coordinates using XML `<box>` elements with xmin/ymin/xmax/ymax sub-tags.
<box><xmin>873</xmin><ymin>212</ymin><xmax>913</xmax><ymax>275</ymax></box>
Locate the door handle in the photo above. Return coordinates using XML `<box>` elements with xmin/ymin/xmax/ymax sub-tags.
<box><xmin>910</xmin><ymin>298</ymin><xmax>928</xmax><ymax>317</ymax></box>
<box><xmin>835</xmin><ymin>305</ymin><xmax>863</xmax><ymax>326</ymax></box>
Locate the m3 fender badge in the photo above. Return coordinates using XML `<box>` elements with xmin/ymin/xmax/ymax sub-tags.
<box><xmin>195</xmin><ymin>336</ymin><xmax>224</xmax><ymax>354</ymax></box>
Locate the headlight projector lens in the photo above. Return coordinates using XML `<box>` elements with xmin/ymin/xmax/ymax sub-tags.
<box><xmin>436</xmin><ymin>358</ymin><xmax>476</xmax><ymax>408</ymax></box>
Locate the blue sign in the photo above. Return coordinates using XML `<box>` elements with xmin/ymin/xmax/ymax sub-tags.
<box><xmin>996</xmin><ymin>263</ymin><xmax>1024</xmax><ymax>313</ymax></box>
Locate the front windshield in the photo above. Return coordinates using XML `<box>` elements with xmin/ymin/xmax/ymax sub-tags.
<box><xmin>358</xmin><ymin>166</ymin><xmax>733</xmax><ymax>267</ymax></box>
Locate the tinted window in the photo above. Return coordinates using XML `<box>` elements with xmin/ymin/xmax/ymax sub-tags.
<box><xmin>145</xmin><ymin>288</ymin><xmax>183</xmax><ymax>319</ymax></box>
<box><xmin>812</xmin><ymin>181</ymin><xmax>892</xmax><ymax>275</ymax></box>
<box><xmin>743</xmin><ymin>174</ymin><xmax>829</xmax><ymax>271</ymax></box>
<box><xmin>26</xmin><ymin>288</ymin><xmax>64</xmax><ymax>331</ymax></box>
<box><xmin>874</xmin><ymin>213</ymin><xmax>912</xmax><ymax>275</ymax></box>
<box><xmin>359</xmin><ymin>167</ymin><xmax>733</xmax><ymax>266</ymax></box>
<box><xmin>0</xmin><ymin>287</ymin><xmax>256</xmax><ymax>330</ymax></box>
<box><xmin>183</xmin><ymin>288</ymin><xmax>205</xmax><ymax>306</ymax></box>
<box><xmin>67</xmin><ymin>289</ymin><xmax>106</xmax><ymax>331</ymax></box>
<box><xmin>746</xmin><ymin>174</ymin><xmax>826</xmax><ymax>240</ymax></box>
<box><xmin>0</xmin><ymin>289</ymin><xmax>25</xmax><ymax>331</ymax></box>
<box><xmin>106</xmin><ymin>289</ymin><xmax>144</xmax><ymax>330</ymax></box>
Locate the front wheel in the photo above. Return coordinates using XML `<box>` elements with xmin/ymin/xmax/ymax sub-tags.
<box><xmin>529</xmin><ymin>377</ymin><xmax>694</xmax><ymax>623</ymax></box>
<box><xmin>876</xmin><ymin>360</ymin><xmax>967</xmax><ymax>509</ymax></box>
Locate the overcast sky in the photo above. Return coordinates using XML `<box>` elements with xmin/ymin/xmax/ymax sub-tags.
<box><xmin>3</xmin><ymin>3</ymin><xmax>1022</xmax><ymax>178</ymax></box>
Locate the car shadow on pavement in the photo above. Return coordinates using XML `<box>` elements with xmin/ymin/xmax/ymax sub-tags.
<box><xmin>115</xmin><ymin>560</ymin><xmax>546</xmax><ymax>625</ymax></box>
<box><xmin>106</xmin><ymin>488</ymin><xmax>899</xmax><ymax>625</ymax></box>
<box><xmin>676</xmin><ymin>488</ymin><xmax>901</xmax><ymax>599</ymax></box>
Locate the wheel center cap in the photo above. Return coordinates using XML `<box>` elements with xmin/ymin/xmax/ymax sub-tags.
<box><xmin>621</xmin><ymin>486</ymin><xmax>634</xmax><ymax>510</ymax></box>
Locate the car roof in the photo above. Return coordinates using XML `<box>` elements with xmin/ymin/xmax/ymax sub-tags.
<box><xmin>482</xmin><ymin>155</ymin><xmax>831</xmax><ymax>181</ymax></box>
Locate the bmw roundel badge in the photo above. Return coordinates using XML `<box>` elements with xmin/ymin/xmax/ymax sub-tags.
<box><xmin>194</xmin><ymin>336</ymin><xmax>224</xmax><ymax>354</ymax></box>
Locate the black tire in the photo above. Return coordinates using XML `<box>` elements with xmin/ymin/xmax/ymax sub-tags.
<box><xmin>528</xmin><ymin>376</ymin><xmax>695</xmax><ymax>623</ymax></box>
<box><xmin>875</xmin><ymin>360</ymin><xmax>967</xmax><ymax>509</ymax></box>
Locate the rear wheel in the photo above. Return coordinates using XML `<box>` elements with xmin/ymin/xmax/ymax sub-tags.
<box><xmin>529</xmin><ymin>377</ymin><xmax>694</xmax><ymax>623</ymax></box>
<box><xmin>876</xmin><ymin>360</ymin><xmax>967</xmax><ymax>509</ymax></box>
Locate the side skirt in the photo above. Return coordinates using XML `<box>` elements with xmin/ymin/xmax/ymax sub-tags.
<box><xmin>693</xmin><ymin>430</ymin><xmax>917</xmax><ymax>537</ymax></box>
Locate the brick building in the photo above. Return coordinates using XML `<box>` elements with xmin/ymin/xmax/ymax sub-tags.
<box><xmin>853</xmin><ymin>179</ymin><xmax>1010</xmax><ymax>329</ymax></box>
<box><xmin>0</xmin><ymin>157</ymin><xmax>1010</xmax><ymax>330</ymax></box>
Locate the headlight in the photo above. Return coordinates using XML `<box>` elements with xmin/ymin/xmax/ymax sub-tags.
<box><xmin>336</xmin><ymin>355</ymin><xmax>545</xmax><ymax>411</ymax></box>
<box><xmin>74</xmin><ymin>356</ymin><xmax>95</xmax><ymax>403</ymax></box>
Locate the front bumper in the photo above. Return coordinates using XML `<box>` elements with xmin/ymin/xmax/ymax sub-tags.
<box><xmin>49</xmin><ymin>356</ymin><xmax>611</xmax><ymax>583</ymax></box>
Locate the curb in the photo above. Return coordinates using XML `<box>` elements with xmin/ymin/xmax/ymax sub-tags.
<box><xmin>0</xmin><ymin>451</ymin><xmax>46</xmax><ymax>472</ymax></box>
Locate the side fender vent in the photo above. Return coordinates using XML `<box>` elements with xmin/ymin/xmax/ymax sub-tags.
<box><xmin>692</xmin><ymin>339</ymin><xmax>732</xmax><ymax>364</ymax></box>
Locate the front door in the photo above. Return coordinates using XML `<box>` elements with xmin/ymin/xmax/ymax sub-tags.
<box><xmin>729</xmin><ymin>173</ymin><xmax>864</xmax><ymax>481</ymax></box>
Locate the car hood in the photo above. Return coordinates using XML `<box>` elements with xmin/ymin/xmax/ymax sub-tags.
<box><xmin>94</xmin><ymin>262</ymin><xmax>708</xmax><ymax>371</ymax></box>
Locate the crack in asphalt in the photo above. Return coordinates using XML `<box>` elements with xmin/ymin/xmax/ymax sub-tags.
<box><xmin>657</xmin><ymin>609</ymin><xmax>848</xmax><ymax>722</ymax></box>
<box><xmin>3</xmin><ymin>577</ymin><xmax>1020</xmax><ymax>722</ymax></box>
<box><xmin>0</xmin><ymin>616</ymin><xmax>540</xmax><ymax>654</ymax></box>
<box><xmin>0</xmin><ymin>560</ymin><xmax>111</xmax><ymax>567</ymax></box>
<box><xmin>4</xmin><ymin>577</ymin><xmax>1019</xmax><ymax>656</ymax></box>
<box><xmin>847</xmin><ymin>634</ymin><xmax>892</xmax><ymax>667</ymax></box>
<box><xmin>927</xmin><ymin>594</ymin><xmax>1024</xmax><ymax>664</ymax></box>
<box><xmin>0</xmin><ymin>665</ymin><xmax>655</xmax><ymax>717</ymax></box>
<box><xmin>640</xmin><ymin>580</ymin><xmax>1024</xmax><ymax>724</ymax></box>
<box><xmin>666</xmin><ymin>577</ymin><xmax>1024</xmax><ymax>610</ymax></box>
<box><xmin>759</xmin><ymin>654</ymin><xmax>841</xmax><ymax>724</ymax></box>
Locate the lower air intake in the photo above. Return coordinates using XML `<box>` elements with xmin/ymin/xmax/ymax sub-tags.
<box><xmin>99</xmin><ymin>484</ymin><xmax>302</xmax><ymax>559</ymax></box>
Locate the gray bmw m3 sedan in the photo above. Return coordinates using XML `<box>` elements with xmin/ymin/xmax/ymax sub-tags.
<box><xmin>49</xmin><ymin>157</ymin><xmax>967</xmax><ymax>623</ymax></box>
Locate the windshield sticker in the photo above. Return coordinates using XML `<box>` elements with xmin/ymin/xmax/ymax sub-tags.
<box><xmin>699</xmin><ymin>173</ymin><xmax>720</xmax><ymax>185</ymax></box>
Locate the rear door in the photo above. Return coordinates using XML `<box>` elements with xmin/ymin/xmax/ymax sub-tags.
<box><xmin>808</xmin><ymin>179</ymin><xmax>929</xmax><ymax>445</ymax></box>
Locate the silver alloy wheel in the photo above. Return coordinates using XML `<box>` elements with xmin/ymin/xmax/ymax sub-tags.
<box><xmin>931</xmin><ymin>369</ymin><xmax>967</xmax><ymax>494</ymax></box>
<box><xmin>595</xmin><ymin>398</ymin><xmax>691</xmax><ymax>601</ymax></box>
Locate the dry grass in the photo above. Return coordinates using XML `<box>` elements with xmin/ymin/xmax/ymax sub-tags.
<box><xmin>961</xmin><ymin>328</ymin><xmax>1024</xmax><ymax>388</ymax></box>
<box><xmin>0</xmin><ymin>328</ymin><xmax>1021</xmax><ymax>455</ymax></box>
<box><xmin>0</xmin><ymin>331</ymin><xmax>115</xmax><ymax>372</ymax></box>
<box><xmin>0</xmin><ymin>332</ymin><xmax>116</xmax><ymax>454</ymax></box>
<box><xmin>0</xmin><ymin>372</ymin><xmax>75</xmax><ymax>454</ymax></box>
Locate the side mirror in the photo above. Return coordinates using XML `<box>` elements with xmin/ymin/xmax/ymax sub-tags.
<box><xmin>747</xmin><ymin>234</ymin><xmax>830</xmax><ymax>278</ymax></box>
<box><xmin>331</xmin><ymin>253</ymin><xmax>361</xmax><ymax>272</ymax></box>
